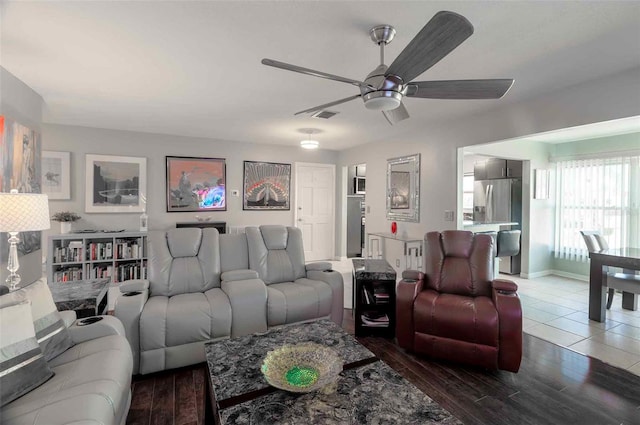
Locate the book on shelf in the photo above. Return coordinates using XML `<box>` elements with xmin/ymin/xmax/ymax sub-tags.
<box><xmin>361</xmin><ymin>312</ymin><xmax>389</xmax><ymax>327</ymax></box>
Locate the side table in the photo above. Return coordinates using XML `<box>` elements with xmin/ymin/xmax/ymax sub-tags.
<box><xmin>47</xmin><ymin>278</ymin><xmax>109</xmax><ymax>318</ymax></box>
<box><xmin>352</xmin><ymin>259</ymin><xmax>396</xmax><ymax>338</ymax></box>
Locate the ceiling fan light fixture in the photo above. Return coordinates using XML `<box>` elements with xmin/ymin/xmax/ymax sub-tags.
<box><xmin>363</xmin><ymin>91</ymin><xmax>402</xmax><ymax>111</ymax></box>
<box><xmin>300</xmin><ymin>140</ymin><xmax>319</xmax><ymax>149</ymax></box>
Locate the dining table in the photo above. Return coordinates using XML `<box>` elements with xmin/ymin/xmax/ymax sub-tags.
<box><xmin>588</xmin><ymin>247</ymin><xmax>640</xmax><ymax>322</ymax></box>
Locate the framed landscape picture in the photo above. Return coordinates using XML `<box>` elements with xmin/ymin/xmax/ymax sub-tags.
<box><xmin>85</xmin><ymin>154</ymin><xmax>147</xmax><ymax>213</ymax></box>
<box><xmin>41</xmin><ymin>151</ymin><xmax>71</xmax><ymax>200</ymax></box>
<box><xmin>166</xmin><ymin>156</ymin><xmax>226</xmax><ymax>212</ymax></box>
<box><xmin>243</xmin><ymin>161</ymin><xmax>291</xmax><ymax>210</ymax></box>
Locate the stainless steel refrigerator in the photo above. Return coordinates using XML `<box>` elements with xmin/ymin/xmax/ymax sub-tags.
<box><xmin>473</xmin><ymin>178</ymin><xmax>522</xmax><ymax>274</ymax></box>
<box><xmin>347</xmin><ymin>196</ymin><xmax>364</xmax><ymax>257</ymax></box>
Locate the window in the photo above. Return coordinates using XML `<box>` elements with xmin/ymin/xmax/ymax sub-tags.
<box><xmin>554</xmin><ymin>155</ymin><xmax>640</xmax><ymax>261</ymax></box>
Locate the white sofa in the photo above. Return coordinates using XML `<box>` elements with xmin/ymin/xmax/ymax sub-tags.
<box><xmin>1</xmin><ymin>313</ymin><xmax>132</xmax><ymax>425</ymax></box>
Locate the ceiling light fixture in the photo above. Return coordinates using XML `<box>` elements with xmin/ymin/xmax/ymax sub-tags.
<box><xmin>300</xmin><ymin>139</ymin><xmax>319</xmax><ymax>150</ymax></box>
<box><xmin>300</xmin><ymin>129</ymin><xmax>320</xmax><ymax>149</ymax></box>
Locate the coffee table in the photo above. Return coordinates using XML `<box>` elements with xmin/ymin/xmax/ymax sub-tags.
<box><xmin>47</xmin><ymin>278</ymin><xmax>109</xmax><ymax>318</ymax></box>
<box><xmin>204</xmin><ymin>319</ymin><xmax>461</xmax><ymax>424</ymax></box>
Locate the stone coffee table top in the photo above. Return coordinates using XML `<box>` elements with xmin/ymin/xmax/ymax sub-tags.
<box><xmin>204</xmin><ymin>319</ymin><xmax>375</xmax><ymax>405</ymax></box>
<box><xmin>219</xmin><ymin>360</ymin><xmax>462</xmax><ymax>425</ymax></box>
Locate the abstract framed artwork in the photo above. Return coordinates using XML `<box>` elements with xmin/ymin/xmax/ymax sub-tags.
<box><xmin>243</xmin><ymin>161</ymin><xmax>291</xmax><ymax>210</ymax></box>
<box><xmin>85</xmin><ymin>154</ymin><xmax>147</xmax><ymax>213</ymax></box>
<box><xmin>166</xmin><ymin>156</ymin><xmax>226</xmax><ymax>212</ymax></box>
<box><xmin>41</xmin><ymin>151</ymin><xmax>71</xmax><ymax>200</ymax></box>
<box><xmin>0</xmin><ymin>115</ymin><xmax>42</xmax><ymax>259</ymax></box>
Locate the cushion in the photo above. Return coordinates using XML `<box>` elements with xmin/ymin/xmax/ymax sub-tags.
<box><xmin>0</xmin><ymin>300</ymin><xmax>54</xmax><ymax>406</ymax></box>
<box><xmin>2</xmin><ymin>279</ymin><xmax>74</xmax><ymax>361</ymax></box>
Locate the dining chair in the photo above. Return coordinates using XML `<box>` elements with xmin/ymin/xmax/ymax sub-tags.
<box><xmin>580</xmin><ymin>230</ymin><xmax>640</xmax><ymax>310</ymax></box>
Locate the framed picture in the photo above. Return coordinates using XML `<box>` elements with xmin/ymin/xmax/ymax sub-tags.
<box><xmin>85</xmin><ymin>154</ymin><xmax>147</xmax><ymax>213</ymax></box>
<box><xmin>389</xmin><ymin>171</ymin><xmax>410</xmax><ymax>209</ymax></box>
<box><xmin>0</xmin><ymin>115</ymin><xmax>42</xmax><ymax>260</ymax></box>
<box><xmin>41</xmin><ymin>151</ymin><xmax>71</xmax><ymax>200</ymax></box>
<box><xmin>166</xmin><ymin>156</ymin><xmax>226</xmax><ymax>212</ymax></box>
<box><xmin>243</xmin><ymin>161</ymin><xmax>291</xmax><ymax>210</ymax></box>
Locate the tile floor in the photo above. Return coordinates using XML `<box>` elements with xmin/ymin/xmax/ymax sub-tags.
<box><xmin>329</xmin><ymin>258</ymin><xmax>640</xmax><ymax>377</ymax></box>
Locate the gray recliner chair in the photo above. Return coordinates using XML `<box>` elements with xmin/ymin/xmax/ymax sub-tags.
<box><xmin>246</xmin><ymin>225</ymin><xmax>344</xmax><ymax>326</ymax></box>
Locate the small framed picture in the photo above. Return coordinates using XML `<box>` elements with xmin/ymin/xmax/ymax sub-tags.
<box><xmin>41</xmin><ymin>151</ymin><xmax>71</xmax><ymax>200</ymax></box>
<box><xmin>166</xmin><ymin>156</ymin><xmax>226</xmax><ymax>212</ymax></box>
<box><xmin>243</xmin><ymin>161</ymin><xmax>291</xmax><ymax>210</ymax></box>
<box><xmin>85</xmin><ymin>154</ymin><xmax>147</xmax><ymax>213</ymax></box>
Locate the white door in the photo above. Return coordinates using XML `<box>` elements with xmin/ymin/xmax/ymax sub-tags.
<box><xmin>295</xmin><ymin>162</ymin><xmax>336</xmax><ymax>261</ymax></box>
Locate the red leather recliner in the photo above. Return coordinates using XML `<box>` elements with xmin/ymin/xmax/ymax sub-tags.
<box><xmin>396</xmin><ymin>230</ymin><xmax>522</xmax><ymax>372</ymax></box>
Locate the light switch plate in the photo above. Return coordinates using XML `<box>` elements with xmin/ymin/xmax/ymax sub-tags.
<box><xmin>444</xmin><ymin>210</ymin><xmax>454</xmax><ymax>221</ymax></box>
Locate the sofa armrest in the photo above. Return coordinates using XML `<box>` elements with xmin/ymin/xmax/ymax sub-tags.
<box><xmin>306</xmin><ymin>269</ymin><xmax>344</xmax><ymax>325</ymax></box>
<box><xmin>119</xmin><ymin>279</ymin><xmax>149</xmax><ymax>293</ymax></box>
<box><xmin>401</xmin><ymin>270</ymin><xmax>425</xmax><ymax>282</ymax></box>
<box><xmin>492</xmin><ymin>278</ymin><xmax>522</xmax><ymax>372</ymax></box>
<box><xmin>221</xmin><ymin>278</ymin><xmax>267</xmax><ymax>337</ymax></box>
<box><xmin>59</xmin><ymin>310</ymin><xmax>77</xmax><ymax>328</ymax></box>
<box><xmin>114</xmin><ymin>288</ymin><xmax>149</xmax><ymax>374</ymax></box>
<box><xmin>396</xmin><ymin>271</ymin><xmax>425</xmax><ymax>350</ymax></box>
<box><xmin>68</xmin><ymin>315</ymin><xmax>125</xmax><ymax>344</ymax></box>
<box><xmin>493</xmin><ymin>279</ymin><xmax>518</xmax><ymax>294</ymax></box>
<box><xmin>221</xmin><ymin>269</ymin><xmax>259</xmax><ymax>282</ymax></box>
<box><xmin>305</xmin><ymin>262</ymin><xmax>333</xmax><ymax>272</ymax></box>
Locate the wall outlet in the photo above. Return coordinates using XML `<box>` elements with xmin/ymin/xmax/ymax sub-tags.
<box><xmin>396</xmin><ymin>259</ymin><xmax>400</xmax><ymax>267</ymax></box>
<box><xmin>231</xmin><ymin>190</ymin><xmax>240</xmax><ymax>197</ymax></box>
<box><xmin>444</xmin><ymin>210</ymin><xmax>454</xmax><ymax>221</ymax></box>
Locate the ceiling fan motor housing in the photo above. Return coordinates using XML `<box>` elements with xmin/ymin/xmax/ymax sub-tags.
<box><xmin>362</xmin><ymin>66</ymin><xmax>405</xmax><ymax>111</ymax></box>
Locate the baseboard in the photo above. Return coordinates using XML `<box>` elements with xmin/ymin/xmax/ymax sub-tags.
<box><xmin>520</xmin><ymin>270</ymin><xmax>553</xmax><ymax>279</ymax></box>
<box><xmin>549</xmin><ymin>270</ymin><xmax>589</xmax><ymax>282</ymax></box>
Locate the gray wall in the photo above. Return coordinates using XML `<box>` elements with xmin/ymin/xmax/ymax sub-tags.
<box><xmin>1</xmin><ymin>67</ymin><xmax>45</xmax><ymax>285</ymax></box>
<box><xmin>337</xmin><ymin>67</ymin><xmax>640</xmax><ymax>278</ymax></box>
<box><xmin>42</xmin><ymin>124</ymin><xmax>339</xmax><ymax>255</ymax></box>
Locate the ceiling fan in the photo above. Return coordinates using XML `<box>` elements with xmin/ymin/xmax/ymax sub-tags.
<box><xmin>262</xmin><ymin>11</ymin><xmax>514</xmax><ymax>125</ymax></box>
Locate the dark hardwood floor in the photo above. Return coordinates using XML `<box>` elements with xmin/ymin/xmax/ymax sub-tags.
<box><xmin>126</xmin><ymin>310</ymin><xmax>640</xmax><ymax>425</ymax></box>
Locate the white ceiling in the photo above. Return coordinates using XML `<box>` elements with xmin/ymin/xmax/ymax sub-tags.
<box><xmin>2</xmin><ymin>1</ymin><xmax>639</xmax><ymax>151</ymax></box>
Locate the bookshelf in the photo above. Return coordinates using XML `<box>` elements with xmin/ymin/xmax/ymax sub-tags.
<box><xmin>352</xmin><ymin>258</ymin><xmax>396</xmax><ymax>338</ymax></box>
<box><xmin>47</xmin><ymin>231</ymin><xmax>148</xmax><ymax>285</ymax></box>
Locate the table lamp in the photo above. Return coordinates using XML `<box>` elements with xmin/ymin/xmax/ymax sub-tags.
<box><xmin>0</xmin><ymin>190</ymin><xmax>50</xmax><ymax>291</ymax></box>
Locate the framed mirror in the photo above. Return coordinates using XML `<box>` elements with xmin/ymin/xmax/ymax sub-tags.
<box><xmin>386</xmin><ymin>153</ymin><xmax>420</xmax><ymax>222</ymax></box>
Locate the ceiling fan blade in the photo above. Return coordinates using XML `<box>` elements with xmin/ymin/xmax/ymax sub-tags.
<box><xmin>386</xmin><ymin>11</ymin><xmax>474</xmax><ymax>84</ymax></box>
<box><xmin>382</xmin><ymin>103</ymin><xmax>410</xmax><ymax>125</ymax></box>
<box><xmin>406</xmin><ymin>79</ymin><xmax>514</xmax><ymax>99</ymax></box>
<box><xmin>262</xmin><ymin>58</ymin><xmax>373</xmax><ymax>90</ymax></box>
<box><xmin>294</xmin><ymin>94</ymin><xmax>362</xmax><ymax>115</ymax></box>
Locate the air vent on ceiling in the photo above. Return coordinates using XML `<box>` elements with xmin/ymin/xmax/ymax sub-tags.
<box><xmin>311</xmin><ymin>110</ymin><xmax>338</xmax><ymax>119</ymax></box>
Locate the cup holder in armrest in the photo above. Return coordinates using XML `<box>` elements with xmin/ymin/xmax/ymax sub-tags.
<box><xmin>123</xmin><ymin>291</ymin><xmax>142</xmax><ymax>297</ymax></box>
<box><xmin>77</xmin><ymin>316</ymin><xmax>103</xmax><ymax>326</ymax></box>
<box><xmin>322</xmin><ymin>269</ymin><xmax>335</xmax><ymax>273</ymax></box>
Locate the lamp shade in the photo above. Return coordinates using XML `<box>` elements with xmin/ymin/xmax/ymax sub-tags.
<box><xmin>0</xmin><ymin>192</ymin><xmax>50</xmax><ymax>232</ymax></box>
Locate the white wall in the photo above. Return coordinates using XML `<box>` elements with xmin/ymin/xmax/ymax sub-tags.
<box><xmin>0</xmin><ymin>67</ymin><xmax>45</xmax><ymax>286</ymax></box>
<box><xmin>337</xmin><ymin>67</ymin><xmax>640</xmax><ymax>276</ymax></box>
<box><xmin>42</xmin><ymin>124</ymin><xmax>339</xmax><ymax>250</ymax></box>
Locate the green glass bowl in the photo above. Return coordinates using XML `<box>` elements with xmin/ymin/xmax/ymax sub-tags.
<box><xmin>261</xmin><ymin>342</ymin><xmax>343</xmax><ymax>393</ymax></box>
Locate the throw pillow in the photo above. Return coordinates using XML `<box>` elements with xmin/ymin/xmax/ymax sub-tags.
<box><xmin>0</xmin><ymin>300</ymin><xmax>54</xmax><ymax>406</ymax></box>
<box><xmin>1</xmin><ymin>279</ymin><xmax>74</xmax><ymax>361</ymax></box>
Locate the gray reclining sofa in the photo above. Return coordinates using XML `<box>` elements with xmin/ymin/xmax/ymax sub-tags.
<box><xmin>115</xmin><ymin>225</ymin><xmax>343</xmax><ymax>375</ymax></box>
